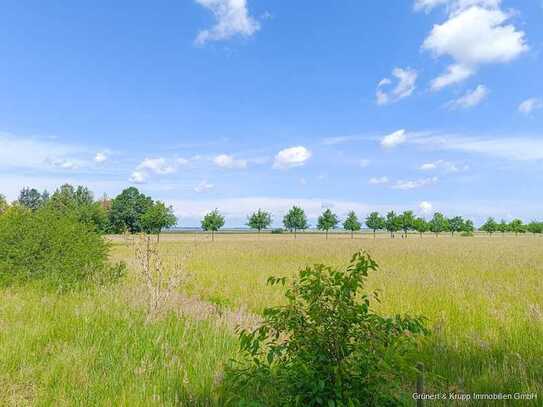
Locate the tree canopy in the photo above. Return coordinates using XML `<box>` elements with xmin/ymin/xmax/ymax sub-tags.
<box><xmin>343</xmin><ymin>211</ymin><xmax>361</xmax><ymax>238</ymax></box>
<box><xmin>140</xmin><ymin>201</ymin><xmax>177</xmax><ymax>240</ymax></box>
<box><xmin>283</xmin><ymin>206</ymin><xmax>308</xmax><ymax>238</ymax></box>
<box><xmin>109</xmin><ymin>187</ymin><xmax>153</xmax><ymax>233</ymax></box>
<box><xmin>247</xmin><ymin>209</ymin><xmax>272</xmax><ymax>233</ymax></box>
<box><xmin>201</xmin><ymin>209</ymin><xmax>225</xmax><ymax>240</ymax></box>
<box><xmin>317</xmin><ymin>209</ymin><xmax>339</xmax><ymax>239</ymax></box>
<box><xmin>365</xmin><ymin>212</ymin><xmax>385</xmax><ymax>238</ymax></box>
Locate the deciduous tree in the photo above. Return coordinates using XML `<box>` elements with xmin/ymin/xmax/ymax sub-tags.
<box><xmin>247</xmin><ymin>209</ymin><xmax>272</xmax><ymax>234</ymax></box>
<box><xmin>365</xmin><ymin>212</ymin><xmax>385</xmax><ymax>239</ymax></box>
<box><xmin>385</xmin><ymin>211</ymin><xmax>401</xmax><ymax>238</ymax></box>
<box><xmin>201</xmin><ymin>209</ymin><xmax>225</xmax><ymax>241</ymax></box>
<box><xmin>448</xmin><ymin>216</ymin><xmax>464</xmax><ymax>237</ymax></box>
<box><xmin>141</xmin><ymin>201</ymin><xmax>177</xmax><ymax>242</ymax></box>
<box><xmin>283</xmin><ymin>206</ymin><xmax>308</xmax><ymax>239</ymax></box>
<box><xmin>413</xmin><ymin>217</ymin><xmax>429</xmax><ymax>238</ymax></box>
<box><xmin>317</xmin><ymin>209</ymin><xmax>339</xmax><ymax>239</ymax></box>
<box><xmin>480</xmin><ymin>217</ymin><xmax>498</xmax><ymax>236</ymax></box>
<box><xmin>399</xmin><ymin>210</ymin><xmax>415</xmax><ymax>238</ymax></box>
<box><xmin>509</xmin><ymin>219</ymin><xmax>525</xmax><ymax>236</ymax></box>
<box><xmin>429</xmin><ymin>212</ymin><xmax>448</xmax><ymax>237</ymax></box>
<box><xmin>109</xmin><ymin>187</ymin><xmax>153</xmax><ymax>233</ymax></box>
<box><xmin>343</xmin><ymin>211</ymin><xmax>361</xmax><ymax>239</ymax></box>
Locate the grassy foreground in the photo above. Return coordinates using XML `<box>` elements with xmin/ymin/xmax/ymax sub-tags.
<box><xmin>1</xmin><ymin>233</ymin><xmax>542</xmax><ymax>404</ymax></box>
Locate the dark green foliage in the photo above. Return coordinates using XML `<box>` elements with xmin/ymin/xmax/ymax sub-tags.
<box><xmin>317</xmin><ymin>208</ymin><xmax>339</xmax><ymax>239</ymax></box>
<box><xmin>48</xmin><ymin>184</ymin><xmax>109</xmax><ymax>233</ymax></box>
<box><xmin>109</xmin><ymin>187</ymin><xmax>153</xmax><ymax>233</ymax></box>
<box><xmin>140</xmin><ymin>201</ymin><xmax>177</xmax><ymax>239</ymax></box>
<box><xmin>225</xmin><ymin>252</ymin><xmax>428</xmax><ymax>406</ymax></box>
<box><xmin>480</xmin><ymin>217</ymin><xmax>498</xmax><ymax>235</ymax></box>
<box><xmin>527</xmin><ymin>221</ymin><xmax>543</xmax><ymax>235</ymax></box>
<box><xmin>463</xmin><ymin>219</ymin><xmax>475</xmax><ymax>233</ymax></box>
<box><xmin>247</xmin><ymin>209</ymin><xmax>273</xmax><ymax>233</ymax></box>
<box><xmin>429</xmin><ymin>212</ymin><xmax>449</xmax><ymax>237</ymax></box>
<box><xmin>201</xmin><ymin>209</ymin><xmax>225</xmax><ymax>241</ymax></box>
<box><xmin>283</xmin><ymin>206</ymin><xmax>308</xmax><ymax>238</ymax></box>
<box><xmin>0</xmin><ymin>206</ymin><xmax>124</xmax><ymax>289</ymax></box>
<box><xmin>448</xmin><ymin>216</ymin><xmax>465</xmax><ymax>236</ymax></box>
<box><xmin>343</xmin><ymin>211</ymin><xmax>361</xmax><ymax>238</ymax></box>
<box><xmin>385</xmin><ymin>211</ymin><xmax>401</xmax><ymax>238</ymax></box>
<box><xmin>509</xmin><ymin>218</ymin><xmax>526</xmax><ymax>236</ymax></box>
<box><xmin>399</xmin><ymin>210</ymin><xmax>415</xmax><ymax>237</ymax></box>
<box><xmin>413</xmin><ymin>217</ymin><xmax>429</xmax><ymax>238</ymax></box>
<box><xmin>271</xmin><ymin>228</ymin><xmax>284</xmax><ymax>234</ymax></box>
<box><xmin>366</xmin><ymin>212</ymin><xmax>385</xmax><ymax>239</ymax></box>
<box><xmin>17</xmin><ymin>187</ymin><xmax>48</xmax><ymax>211</ymax></box>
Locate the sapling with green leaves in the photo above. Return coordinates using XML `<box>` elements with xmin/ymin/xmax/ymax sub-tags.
<box><xmin>283</xmin><ymin>206</ymin><xmax>308</xmax><ymax>239</ymax></box>
<box><xmin>429</xmin><ymin>212</ymin><xmax>449</xmax><ymax>237</ymax></box>
<box><xmin>365</xmin><ymin>211</ymin><xmax>385</xmax><ymax>239</ymax></box>
<box><xmin>140</xmin><ymin>201</ymin><xmax>177</xmax><ymax>242</ymax></box>
<box><xmin>343</xmin><ymin>210</ymin><xmax>361</xmax><ymax>239</ymax></box>
<box><xmin>413</xmin><ymin>217</ymin><xmax>429</xmax><ymax>238</ymax></box>
<box><xmin>399</xmin><ymin>210</ymin><xmax>415</xmax><ymax>238</ymax></box>
<box><xmin>317</xmin><ymin>208</ymin><xmax>339</xmax><ymax>239</ymax></box>
<box><xmin>247</xmin><ymin>209</ymin><xmax>272</xmax><ymax>234</ymax></box>
<box><xmin>448</xmin><ymin>216</ymin><xmax>465</xmax><ymax>237</ymax></box>
<box><xmin>480</xmin><ymin>217</ymin><xmax>498</xmax><ymax>236</ymax></box>
<box><xmin>201</xmin><ymin>209</ymin><xmax>225</xmax><ymax>241</ymax></box>
<box><xmin>385</xmin><ymin>211</ymin><xmax>401</xmax><ymax>238</ymax></box>
<box><xmin>509</xmin><ymin>219</ymin><xmax>525</xmax><ymax>236</ymax></box>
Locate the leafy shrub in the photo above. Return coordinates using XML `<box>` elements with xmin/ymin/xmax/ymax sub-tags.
<box><xmin>460</xmin><ymin>231</ymin><xmax>474</xmax><ymax>237</ymax></box>
<box><xmin>0</xmin><ymin>206</ymin><xmax>124</xmax><ymax>289</ymax></box>
<box><xmin>224</xmin><ymin>251</ymin><xmax>428</xmax><ymax>406</ymax></box>
<box><xmin>271</xmin><ymin>228</ymin><xmax>284</xmax><ymax>234</ymax></box>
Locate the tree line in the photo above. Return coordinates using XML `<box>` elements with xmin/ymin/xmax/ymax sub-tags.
<box><xmin>2</xmin><ymin>185</ymin><xmax>542</xmax><ymax>239</ymax></box>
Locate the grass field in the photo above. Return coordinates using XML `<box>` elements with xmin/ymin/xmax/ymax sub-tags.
<box><xmin>1</xmin><ymin>233</ymin><xmax>542</xmax><ymax>405</ymax></box>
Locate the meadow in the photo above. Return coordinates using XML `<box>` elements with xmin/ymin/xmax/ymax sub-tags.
<box><xmin>1</xmin><ymin>232</ymin><xmax>542</xmax><ymax>405</ymax></box>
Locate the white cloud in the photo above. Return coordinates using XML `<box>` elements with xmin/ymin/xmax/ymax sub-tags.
<box><xmin>195</xmin><ymin>0</ymin><xmax>260</xmax><ymax>45</ymax></box>
<box><xmin>359</xmin><ymin>159</ymin><xmax>370</xmax><ymax>168</ymax></box>
<box><xmin>430</xmin><ymin>64</ymin><xmax>475</xmax><ymax>91</ymax></box>
<box><xmin>48</xmin><ymin>158</ymin><xmax>80</xmax><ymax>170</ymax></box>
<box><xmin>447</xmin><ymin>84</ymin><xmax>488</xmax><ymax>109</ymax></box>
<box><xmin>194</xmin><ymin>180</ymin><xmax>214</xmax><ymax>193</ymax></box>
<box><xmin>376</xmin><ymin>68</ymin><xmax>417</xmax><ymax>105</ymax></box>
<box><xmin>380</xmin><ymin>129</ymin><xmax>407</xmax><ymax>149</ymax></box>
<box><xmin>419</xmin><ymin>159</ymin><xmax>467</xmax><ymax>172</ymax></box>
<box><xmin>177</xmin><ymin>158</ymin><xmax>190</xmax><ymax>166</ymax></box>
<box><xmin>518</xmin><ymin>98</ymin><xmax>543</xmax><ymax>115</ymax></box>
<box><xmin>419</xmin><ymin>201</ymin><xmax>434</xmax><ymax>214</ymax></box>
<box><xmin>409</xmin><ymin>132</ymin><xmax>543</xmax><ymax>161</ymax></box>
<box><xmin>213</xmin><ymin>154</ymin><xmax>247</xmax><ymax>169</ymax></box>
<box><xmin>392</xmin><ymin>176</ymin><xmax>438</xmax><ymax>190</ymax></box>
<box><xmin>94</xmin><ymin>152</ymin><xmax>108</xmax><ymax>163</ymax></box>
<box><xmin>369</xmin><ymin>176</ymin><xmax>389</xmax><ymax>185</ymax></box>
<box><xmin>129</xmin><ymin>170</ymin><xmax>147</xmax><ymax>184</ymax></box>
<box><xmin>421</xmin><ymin>3</ymin><xmax>528</xmax><ymax>89</ymax></box>
<box><xmin>137</xmin><ymin>157</ymin><xmax>176</xmax><ymax>175</ymax></box>
<box><xmin>273</xmin><ymin>146</ymin><xmax>312</xmax><ymax>169</ymax></box>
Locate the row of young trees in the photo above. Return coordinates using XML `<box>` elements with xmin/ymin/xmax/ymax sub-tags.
<box><xmin>3</xmin><ymin>186</ymin><xmax>542</xmax><ymax>239</ymax></box>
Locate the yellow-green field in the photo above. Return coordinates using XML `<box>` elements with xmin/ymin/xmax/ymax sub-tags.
<box><xmin>1</xmin><ymin>233</ymin><xmax>542</xmax><ymax>405</ymax></box>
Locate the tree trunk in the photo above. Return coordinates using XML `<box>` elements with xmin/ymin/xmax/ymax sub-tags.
<box><xmin>326</xmin><ymin>230</ymin><xmax>328</xmax><ymax>240</ymax></box>
<box><xmin>373</xmin><ymin>230</ymin><xmax>376</xmax><ymax>239</ymax></box>
<box><xmin>294</xmin><ymin>228</ymin><xmax>297</xmax><ymax>239</ymax></box>
<box><xmin>351</xmin><ymin>230</ymin><xmax>354</xmax><ymax>239</ymax></box>
<box><xmin>212</xmin><ymin>230</ymin><xmax>215</xmax><ymax>241</ymax></box>
<box><xmin>157</xmin><ymin>232</ymin><xmax>160</xmax><ymax>243</ymax></box>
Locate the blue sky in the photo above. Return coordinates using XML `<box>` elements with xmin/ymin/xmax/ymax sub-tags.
<box><xmin>1</xmin><ymin>0</ymin><xmax>542</xmax><ymax>226</ymax></box>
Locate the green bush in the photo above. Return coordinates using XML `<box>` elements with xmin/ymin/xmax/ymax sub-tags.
<box><xmin>270</xmin><ymin>228</ymin><xmax>284</xmax><ymax>234</ymax></box>
<box><xmin>224</xmin><ymin>251</ymin><xmax>429</xmax><ymax>406</ymax></box>
<box><xmin>0</xmin><ymin>206</ymin><xmax>124</xmax><ymax>289</ymax></box>
<box><xmin>460</xmin><ymin>231</ymin><xmax>474</xmax><ymax>237</ymax></box>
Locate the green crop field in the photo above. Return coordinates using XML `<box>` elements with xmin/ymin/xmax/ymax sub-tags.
<box><xmin>1</xmin><ymin>233</ymin><xmax>542</xmax><ymax>405</ymax></box>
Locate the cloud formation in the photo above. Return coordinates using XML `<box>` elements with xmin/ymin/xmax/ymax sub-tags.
<box><xmin>518</xmin><ymin>98</ymin><xmax>543</xmax><ymax>115</ymax></box>
<box><xmin>420</xmin><ymin>1</ymin><xmax>528</xmax><ymax>90</ymax></box>
<box><xmin>392</xmin><ymin>176</ymin><xmax>438</xmax><ymax>190</ymax></box>
<box><xmin>447</xmin><ymin>84</ymin><xmax>488</xmax><ymax>109</ymax></box>
<box><xmin>273</xmin><ymin>146</ymin><xmax>311</xmax><ymax>169</ymax></box>
<box><xmin>380</xmin><ymin>129</ymin><xmax>407</xmax><ymax>149</ymax></box>
<box><xmin>213</xmin><ymin>154</ymin><xmax>247</xmax><ymax>169</ymax></box>
<box><xmin>376</xmin><ymin>68</ymin><xmax>417</xmax><ymax>105</ymax></box>
<box><xmin>195</xmin><ymin>0</ymin><xmax>260</xmax><ymax>45</ymax></box>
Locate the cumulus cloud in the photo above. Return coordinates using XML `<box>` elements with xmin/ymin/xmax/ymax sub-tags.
<box><xmin>421</xmin><ymin>1</ymin><xmax>528</xmax><ymax>89</ymax></box>
<box><xmin>376</xmin><ymin>68</ymin><xmax>417</xmax><ymax>105</ymax></box>
<box><xmin>195</xmin><ymin>0</ymin><xmax>260</xmax><ymax>45</ymax></box>
<box><xmin>518</xmin><ymin>98</ymin><xmax>543</xmax><ymax>115</ymax></box>
<box><xmin>94</xmin><ymin>152</ymin><xmax>108</xmax><ymax>163</ymax></box>
<box><xmin>380</xmin><ymin>129</ymin><xmax>407</xmax><ymax>149</ymax></box>
<box><xmin>129</xmin><ymin>157</ymin><xmax>177</xmax><ymax>184</ymax></box>
<box><xmin>273</xmin><ymin>146</ymin><xmax>311</xmax><ymax>169</ymax></box>
<box><xmin>447</xmin><ymin>84</ymin><xmax>488</xmax><ymax>109</ymax></box>
<box><xmin>194</xmin><ymin>180</ymin><xmax>214</xmax><ymax>193</ymax></box>
<box><xmin>392</xmin><ymin>176</ymin><xmax>438</xmax><ymax>190</ymax></box>
<box><xmin>213</xmin><ymin>154</ymin><xmax>247</xmax><ymax>169</ymax></box>
<box><xmin>419</xmin><ymin>201</ymin><xmax>434</xmax><ymax>214</ymax></box>
<box><xmin>369</xmin><ymin>176</ymin><xmax>389</xmax><ymax>185</ymax></box>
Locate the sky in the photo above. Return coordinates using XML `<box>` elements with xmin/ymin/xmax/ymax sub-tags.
<box><xmin>1</xmin><ymin>0</ymin><xmax>542</xmax><ymax>226</ymax></box>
